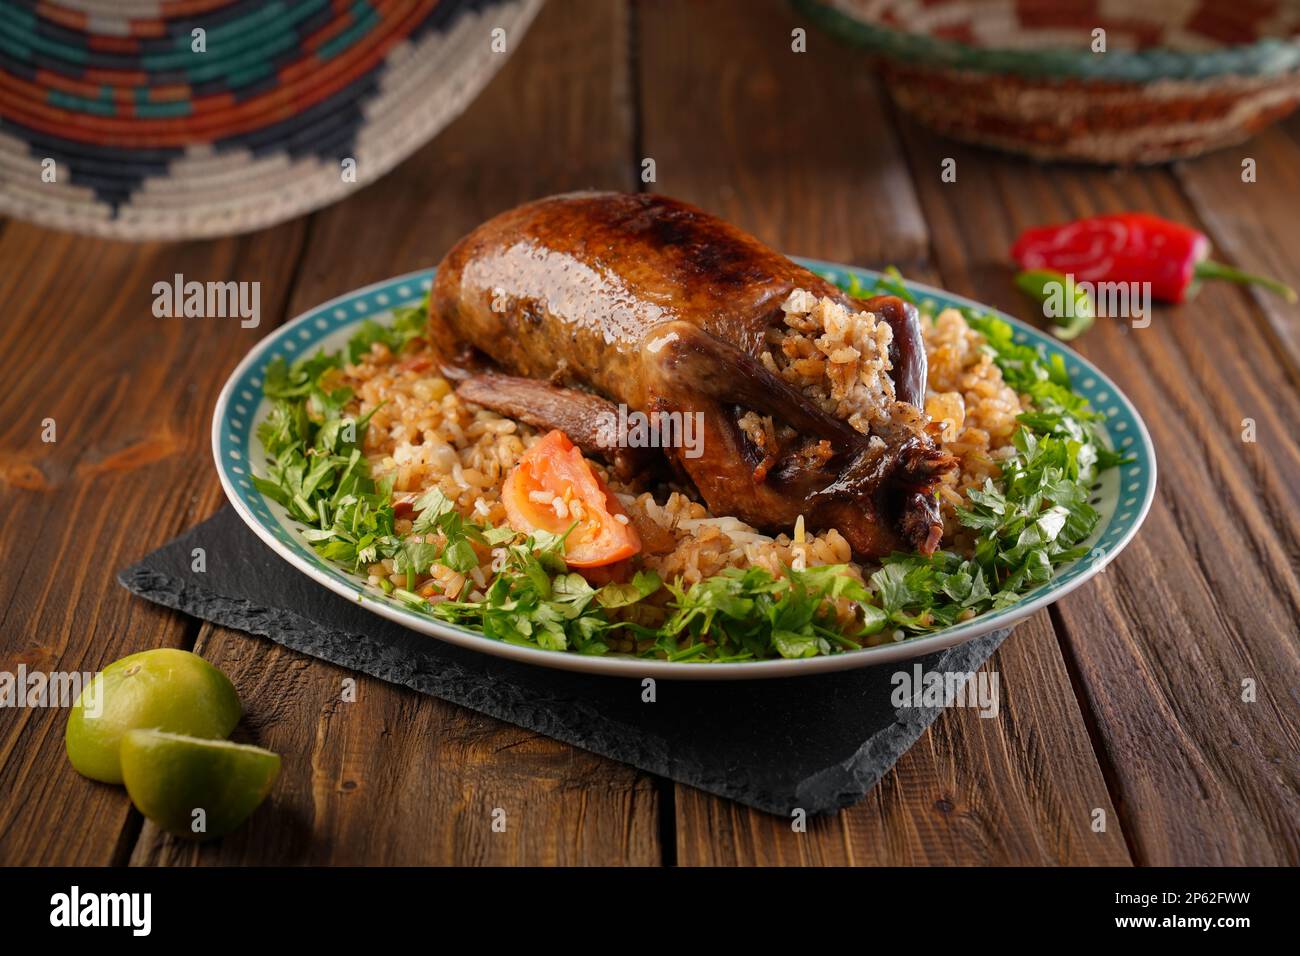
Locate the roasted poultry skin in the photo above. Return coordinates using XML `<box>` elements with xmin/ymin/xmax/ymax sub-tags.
<box><xmin>429</xmin><ymin>192</ymin><xmax>955</xmax><ymax>557</ymax></box>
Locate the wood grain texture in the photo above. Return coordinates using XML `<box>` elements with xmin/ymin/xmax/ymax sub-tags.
<box><xmin>639</xmin><ymin>0</ymin><xmax>1129</xmax><ymax>866</ymax></box>
<box><xmin>635</xmin><ymin>0</ymin><xmax>928</xmax><ymax>269</ymax></box>
<box><xmin>891</xmin><ymin>113</ymin><xmax>1300</xmax><ymax>865</ymax></box>
<box><xmin>675</xmin><ymin>615</ymin><xmax>1131</xmax><ymax>865</ymax></box>
<box><xmin>129</xmin><ymin>629</ymin><xmax>659</xmax><ymax>865</ymax></box>
<box><xmin>0</xmin><ymin>222</ymin><xmax>308</xmax><ymax>865</ymax></box>
<box><xmin>1172</xmin><ymin>113</ymin><xmax>1300</xmax><ymax>372</ymax></box>
<box><xmin>126</xmin><ymin>0</ymin><xmax>661</xmax><ymax>867</ymax></box>
<box><xmin>2</xmin><ymin>0</ymin><xmax>1297</xmax><ymax>869</ymax></box>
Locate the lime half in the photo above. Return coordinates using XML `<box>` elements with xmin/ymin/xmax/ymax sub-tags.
<box><xmin>65</xmin><ymin>648</ymin><xmax>241</xmax><ymax>784</ymax></box>
<box><xmin>120</xmin><ymin>730</ymin><xmax>280</xmax><ymax>840</ymax></box>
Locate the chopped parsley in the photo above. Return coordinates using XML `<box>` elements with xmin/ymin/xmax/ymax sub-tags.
<box><xmin>859</xmin><ymin>285</ymin><xmax>1129</xmax><ymax>634</ymax></box>
<box><xmin>252</xmin><ymin>283</ymin><xmax>1124</xmax><ymax>661</ymax></box>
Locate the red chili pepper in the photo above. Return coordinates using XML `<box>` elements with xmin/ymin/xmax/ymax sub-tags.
<box><xmin>1011</xmin><ymin>213</ymin><xmax>1296</xmax><ymax>305</ymax></box>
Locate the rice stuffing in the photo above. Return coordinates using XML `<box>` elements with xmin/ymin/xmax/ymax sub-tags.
<box><xmin>324</xmin><ymin>294</ymin><xmax>1023</xmax><ymax>651</ymax></box>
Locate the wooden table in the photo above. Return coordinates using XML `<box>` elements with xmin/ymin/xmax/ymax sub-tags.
<box><xmin>1</xmin><ymin>0</ymin><xmax>1296</xmax><ymax>867</ymax></box>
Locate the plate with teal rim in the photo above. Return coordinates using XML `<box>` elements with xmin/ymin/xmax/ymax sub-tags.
<box><xmin>212</xmin><ymin>262</ymin><xmax>1156</xmax><ymax>680</ymax></box>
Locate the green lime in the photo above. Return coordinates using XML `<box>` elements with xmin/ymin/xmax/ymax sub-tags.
<box><xmin>120</xmin><ymin>730</ymin><xmax>280</xmax><ymax>840</ymax></box>
<box><xmin>65</xmin><ymin>648</ymin><xmax>241</xmax><ymax>784</ymax></box>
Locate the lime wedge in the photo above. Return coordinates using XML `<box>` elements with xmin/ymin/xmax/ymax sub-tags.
<box><xmin>120</xmin><ymin>730</ymin><xmax>280</xmax><ymax>840</ymax></box>
<box><xmin>65</xmin><ymin>649</ymin><xmax>241</xmax><ymax>784</ymax></box>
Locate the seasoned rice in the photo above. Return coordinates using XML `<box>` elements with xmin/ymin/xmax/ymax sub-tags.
<box><xmin>761</xmin><ymin>289</ymin><xmax>897</xmax><ymax>435</ymax></box>
<box><xmin>922</xmin><ymin>307</ymin><xmax>1025</xmax><ymax>538</ymax></box>
<box><xmin>335</xmin><ymin>301</ymin><xmax>1023</xmax><ymax>638</ymax></box>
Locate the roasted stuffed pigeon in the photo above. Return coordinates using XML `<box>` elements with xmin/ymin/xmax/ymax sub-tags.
<box><xmin>428</xmin><ymin>192</ymin><xmax>956</xmax><ymax>557</ymax></box>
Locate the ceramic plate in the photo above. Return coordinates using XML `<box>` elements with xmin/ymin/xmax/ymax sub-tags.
<box><xmin>213</xmin><ymin>262</ymin><xmax>1156</xmax><ymax>680</ymax></box>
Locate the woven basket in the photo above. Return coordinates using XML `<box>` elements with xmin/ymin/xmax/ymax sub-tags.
<box><xmin>0</xmin><ymin>0</ymin><xmax>544</xmax><ymax>240</ymax></box>
<box><xmin>796</xmin><ymin>0</ymin><xmax>1300</xmax><ymax>163</ymax></box>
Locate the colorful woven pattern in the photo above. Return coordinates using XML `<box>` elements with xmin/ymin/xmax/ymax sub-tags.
<box><xmin>0</xmin><ymin>0</ymin><xmax>544</xmax><ymax>237</ymax></box>
<box><xmin>797</xmin><ymin>0</ymin><xmax>1300</xmax><ymax>164</ymax></box>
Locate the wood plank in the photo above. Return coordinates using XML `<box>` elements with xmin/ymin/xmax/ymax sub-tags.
<box><xmin>635</xmin><ymin>0</ymin><xmax>928</xmax><ymax>268</ymax></box>
<box><xmin>128</xmin><ymin>0</ymin><xmax>661</xmax><ymax>866</ymax></box>
<box><xmin>675</xmin><ymin>615</ymin><xmax>1131</xmax><ymax>865</ymax></box>
<box><xmin>0</xmin><ymin>221</ymin><xmax>308</xmax><ymax>865</ymax></box>
<box><xmin>129</xmin><ymin>629</ymin><xmax>660</xmax><ymax>865</ymax></box>
<box><xmin>891</xmin><ymin>113</ymin><xmax>1300</xmax><ymax>865</ymax></box>
<box><xmin>639</xmin><ymin>0</ymin><xmax>1129</xmax><ymax>865</ymax></box>
<box><xmin>1172</xmin><ymin>113</ymin><xmax>1300</xmax><ymax>371</ymax></box>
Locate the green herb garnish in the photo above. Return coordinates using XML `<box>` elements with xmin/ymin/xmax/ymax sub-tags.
<box><xmin>858</xmin><ymin>294</ymin><xmax>1127</xmax><ymax>634</ymax></box>
<box><xmin>252</xmin><ymin>282</ymin><xmax>1125</xmax><ymax>661</ymax></box>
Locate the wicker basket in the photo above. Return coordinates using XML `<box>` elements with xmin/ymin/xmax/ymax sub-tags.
<box><xmin>0</xmin><ymin>0</ymin><xmax>545</xmax><ymax>240</ymax></box>
<box><xmin>796</xmin><ymin>0</ymin><xmax>1300</xmax><ymax>164</ymax></box>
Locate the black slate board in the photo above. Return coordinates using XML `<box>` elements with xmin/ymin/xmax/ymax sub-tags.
<box><xmin>118</xmin><ymin>507</ymin><xmax>1008</xmax><ymax>816</ymax></box>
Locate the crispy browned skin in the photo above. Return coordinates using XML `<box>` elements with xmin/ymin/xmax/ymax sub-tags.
<box><xmin>430</xmin><ymin>192</ymin><xmax>955</xmax><ymax>557</ymax></box>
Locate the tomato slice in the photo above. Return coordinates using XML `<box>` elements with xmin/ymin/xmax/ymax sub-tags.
<box><xmin>501</xmin><ymin>430</ymin><xmax>641</xmax><ymax>568</ymax></box>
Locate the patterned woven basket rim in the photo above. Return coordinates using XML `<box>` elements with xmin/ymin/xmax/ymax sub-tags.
<box><xmin>0</xmin><ymin>0</ymin><xmax>545</xmax><ymax>241</ymax></box>
<box><xmin>794</xmin><ymin>0</ymin><xmax>1300</xmax><ymax>82</ymax></box>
